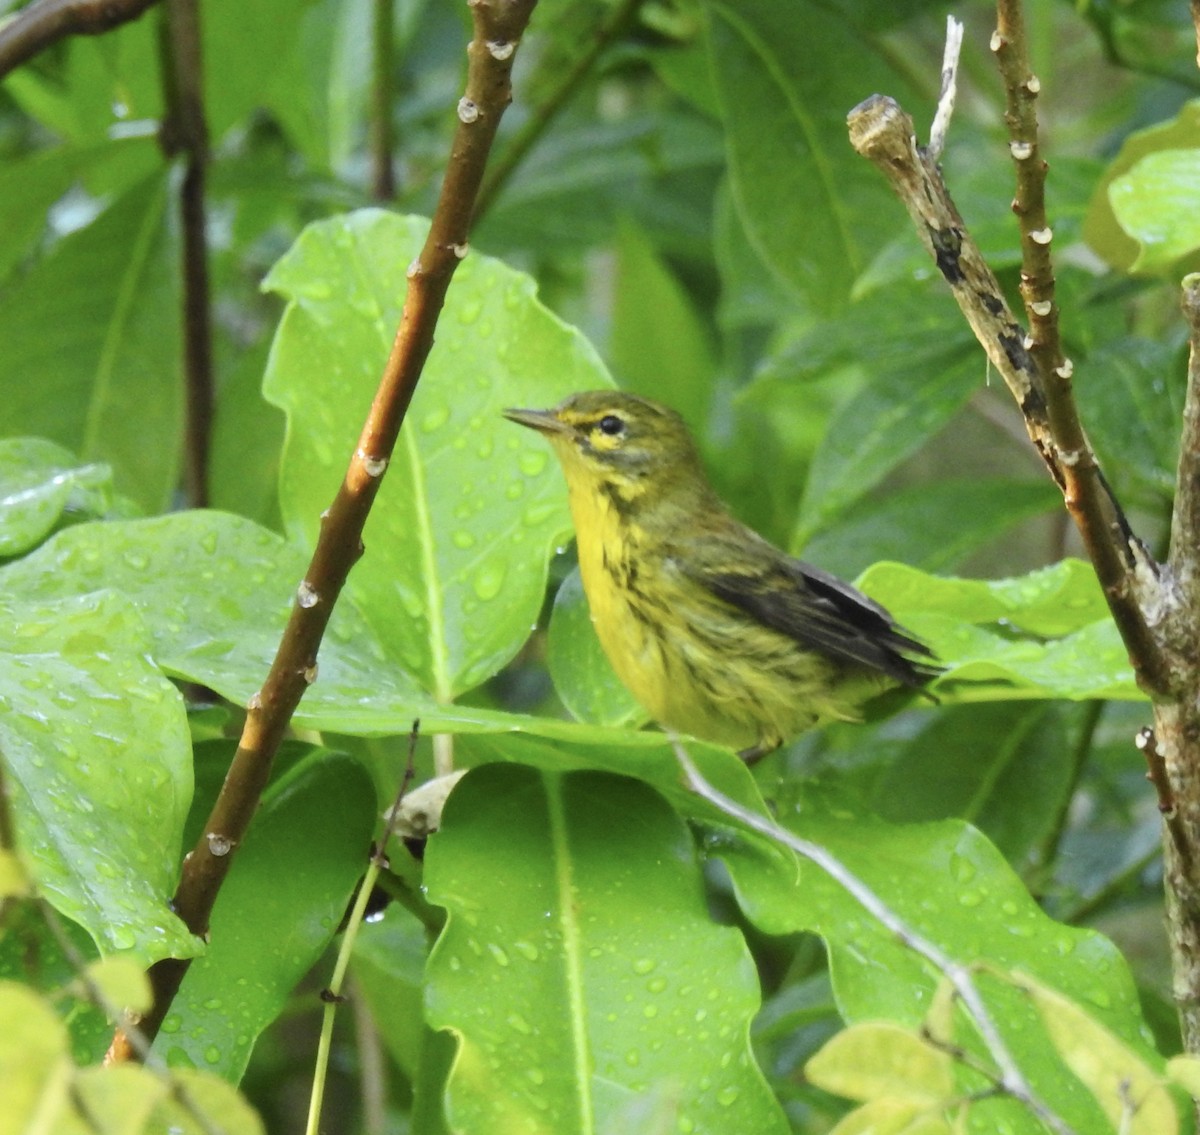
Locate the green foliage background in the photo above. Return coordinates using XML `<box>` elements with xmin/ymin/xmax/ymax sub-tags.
<box><xmin>2</xmin><ymin>0</ymin><xmax>1200</xmax><ymax>1131</ymax></box>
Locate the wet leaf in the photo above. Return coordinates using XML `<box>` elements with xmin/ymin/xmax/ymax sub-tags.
<box><xmin>263</xmin><ymin>210</ymin><xmax>614</xmax><ymax>700</ymax></box>
<box><xmin>424</xmin><ymin>765</ymin><xmax>788</xmax><ymax>1135</ymax></box>
<box><xmin>0</xmin><ymin>591</ymin><xmax>197</xmax><ymax>963</ymax></box>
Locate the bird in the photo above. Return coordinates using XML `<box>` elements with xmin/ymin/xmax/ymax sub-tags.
<box><xmin>504</xmin><ymin>391</ymin><xmax>939</xmax><ymax>761</ymax></box>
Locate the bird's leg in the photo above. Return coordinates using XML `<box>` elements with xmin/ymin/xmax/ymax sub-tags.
<box><xmin>737</xmin><ymin>737</ymin><xmax>781</xmax><ymax>766</ymax></box>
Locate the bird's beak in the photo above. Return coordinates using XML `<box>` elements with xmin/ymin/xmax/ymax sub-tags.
<box><xmin>502</xmin><ymin>407</ymin><xmax>572</xmax><ymax>437</ymax></box>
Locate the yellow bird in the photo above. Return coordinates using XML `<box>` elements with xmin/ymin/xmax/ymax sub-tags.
<box><xmin>504</xmin><ymin>391</ymin><xmax>939</xmax><ymax>761</ymax></box>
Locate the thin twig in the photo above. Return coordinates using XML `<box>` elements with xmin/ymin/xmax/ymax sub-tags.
<box><xmin>159</xmin><ymin>0</ymin><xmax>213</xmax><ymax>509</ymax></box>
<box><xmin>370</xmin><ymin>0</ymin><xmax>397</xmax><ymax>201</ymax></box>
<box><xmin>1138</xmin><ymin>726</ymin><xmax>1192</xmax><ymax>875</ymax></box>
<box><xmin>993</xmin><ymin>2</ymin><xmax>1059</xmax><ymax>369</ymax></box>
<box><xmin>846</xmin><ymin>93</ymin><xmax>1169</xmax><ymax>698</ymax></box>
<box><xmin>928</xmin><ymin>16</ymin><xmax>964</xmax><ymax>163</ymax></box>
<box><xmin>0</xmin><ymin>0</ymin><xmax>160</xmax><ymax>78</ymax></box>
<box><xmin>671</xmin><ymin>740</ymin><xmax>1077</xmax><ymax>1135</ymax></box>
<box><xmin>473</xmin><ymin>0</ymin><xmax>644</xmax><ymax>221</ymax></box>
<box><xmin>114</xmin><ymin>0</ymin><xmax>540</xmax><ymax>1054</ymax></box>
<box><xmin>306</xmin><ymin>722</ymin><xmax>420</xmax><ymax>1135</ymax></box>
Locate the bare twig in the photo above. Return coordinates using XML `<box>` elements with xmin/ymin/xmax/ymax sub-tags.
<box><xmin>112</xmin><ymin>0</ymin><xmax>539</xmax><ymax>1053</ymax></box>
<box><xmin>993</xmin><ymin>2</ymin><xmax>1060</xmax><ymax>369</ymax></box>
<box><xmin>159</xmin><ymin>0</ymin><xmax>213</xmax><ymax>509</ymax></box>
<box><xmin>473</xmin><ymin>0</ymin><xmax>644</xmax><ymax>221</ymax></box>
<box><xmin>671</xmin><ymin>740</ymin><xmax>1076</xmax><ymax>1135</ymax></box>
<box><xmin>0</xmin><ymin>0</ymin><xmax>160</xmax><ymax>78</ymax></box>
<box><xmin>846</xmin><ymin>93</ymin><xmax>1169</xmax><ymax>698</ymax></box>
<box><xmin>370</xmin><ymin>0</ymin><xmax>397</xmax><ymax>200</ymax></box>
<box><xmin>306</xmin><ymin>722</ymin><xmax>420</xmax><ymax>1135</ymax></box>
<box><xmin>928</xmin><ymin>16</ymin><xmax>964</xmax><ymax>163</ymax></box>
<box><xmin>1137</xmin><ymin>726</ymin><xmax>1192</xmax><ymax>874</ymax></box>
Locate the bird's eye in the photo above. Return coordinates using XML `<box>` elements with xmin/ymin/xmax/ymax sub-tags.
<box><xmin>597</xmin><ymin>414</ymin><xmax>624</xmax><ymax>436</ymax></box>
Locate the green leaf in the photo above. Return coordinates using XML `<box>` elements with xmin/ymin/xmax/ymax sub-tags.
<box><xmin>3</xmin><ymin>20</ymin><xmax>161</xmax><ymax>143</ymax></box>
<box><xmin>208</xmin><ymin>340</ymin><xmax>284</xmax><ymax>529</ymax></box>
<box><xmin>0</xmin><ymin>173</ymin><xmax>182</xmax><ymax>512</ymax></box>
<box><xmin>263</xmin><ymin>210</ymin><xmax>613</xmax><ymax>700</ymax></box>
<box><xmin>352</xmin><ymin>913</ymin><xmax>431</xmax><ymax>1080</ymax></box>
<box><xmin>0</xmin><ymin>140</ymin><xmax>155</xmax><ymax>286</ymax></box>
<box><xmin>1083</xmin><ymin>99</ymin><xmax>1200</xmax><ymax>272</ymax></box>
<box><xmin>793</xmin><ymin>344</ymin><xmax>981</xmax><ymax>544</ymax></box>
<box><xmin>478</xmin><ymin>112</ymin><xmax>724</xmax><ymax>260</ymax></box>
<box><xmin>859</xmin><ymin>560</ymin><xmax>1141</xmax><ymax>703</ymax></box>
<box><xmin>871</xmin><ymin>704</ymin><xmax>1075</xmax><ymax>864</ymax></box>
<box><xmin>1109</xmin><ymin>149</ymin><xmax>1200</xmax><ymax>273</ymax></box>
<box><xmin>546</xmin><ymin>567</ymin><xmax>646</xmax><ymax>729</ymax></box>
<box><xmin>1017</xmin><ymin>971</ymin><xmax>1178</xmax><ymax>1134</ymax></box>
<box><xmin>0</xmin><ymin>591</ymin><xmax>197</xmax><ymax>963</ymax></box>
<box><xmin>610</xmin><ymin>220</ymin><xmax>717</xmax><ymax>432</ymax></box>
<box><xmin>862</xmin><ymin>559</ymin><xmax>1110</xmax><ymax>638</ymax></box>
<box><xmin>799</xmin><ymin>478</ymin><xmax>1060</xmax><ymax>578</ymax></box>
<box><xmin>705</xmin><ymin>0</ymin><xmax>916</xmax><ymax>311</ymax></box>
<box><xmin>715</xmin><ymin>803</ymin><xmax>1154</xmax><ymax>1134</ymax></box>
<box><xmin>0</xmin><ymin>907</ymin><xmax>111</xmax><ymax>1064</ymax></box>
<box><xmin>1083</xmin><ymin>337</ymin><xmax>1184</xmax><ymax>507</ymax></box>
<box><xmin>202</xmin><ymin>0</ymin><xmax>325</xmax><ymax>141</ymax></box>
<box><xmin>424</xmin><ymin>764</ymin><xmax>788</xmax><ymax>1135</ymax></box>
<box><xmin>156</xmin><ymin>748</ymin><xmax>376</xmax><ymax>1080</ymax></box>
<box><xmin>0</xmin><ymin>511</ymin><xmax>429</xmax><ymax>717</ymax></box>
<box><xmin>805</xmin><ymin>1021</ymin><xmax>955</xmax><ymax>1104</ymax></box>
<box><xmin>0</xmin><ymin>439</ymin><xmax>114</xmax><ymax>558</ymax></box>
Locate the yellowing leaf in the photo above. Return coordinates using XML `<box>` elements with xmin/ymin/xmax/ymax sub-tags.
<box><xmin>1019</xmin><ymin>972</ymin><xmax>1176</xmax><ymax>1134</ymax></box>
<box><xmin>0</xmin><ymin>982</ymin><xmax>73</xmax><ymax>1135</ymax></box>
<box><xmin>81</xmin><ymin>956</ymin><xmax>153</xmax><ymax>1015</ymax></box>
<box><xmin>0</xmin><ymin>848</ymin><xmax>31</xmax><ymax>897</ymax></box>
<box><xmin>806</xmin><ymin>1021</ymin><xmax>955</xmax><ymax>1105</ymax></box>
<box><xmin>1166</xmin><ymin>1054</ymin><xmax>1200</xmax><ymax>1097</ymax></box>
<box><xmin>828</xmin><ymin>1097</ymin><xmax>955</xmax><ymax>1135</ymax></box>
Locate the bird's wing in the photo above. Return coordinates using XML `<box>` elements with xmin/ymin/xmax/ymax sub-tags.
<box><xmin>671</xmin><ymin>529</ymin><xmax>939</xmax><ymax>688</ymax></box>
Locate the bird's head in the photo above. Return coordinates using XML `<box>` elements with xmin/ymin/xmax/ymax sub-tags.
<box><xmin>503</xmin><ymin>391</ymin><xmax>702</xmax><ymax>501</ymax></box>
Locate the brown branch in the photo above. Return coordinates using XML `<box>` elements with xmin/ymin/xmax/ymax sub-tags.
<box><xmin>370</xmin><ymin>0</ymin><xmax>396</xmax><ymax>200</ymax></box>
<box><xmin>159</xmin><ymin>0</ymin><xmax>213</xmax><ymax>509</ymax></box>
<box><xmin>473</xmin><ymin>0</ymin><xmax>644</xmax><ymax>221</ymax></box>
<box><xmin>993</xmin><ymin>2</ymin><xmax>1060</xmax><ymax>376</ymax></box>
<box><xmin>0</xmin><ymin>0</ymin><xmax>160</xmax><ymax>79</ymax></box>
<box><xmin>113</xmin><ymin>0</ymin><xmax>540</xmax><ymax>1054</ymax></box>
<box><xmin>846</xmin><ymin>93</ymin><xmax>1169</xmax><ymax>698</ymax></box>
<box><xmin>1138</xmin><ymin>727</ymin><xmax>1192</xmax><ymax>872</ymax></box>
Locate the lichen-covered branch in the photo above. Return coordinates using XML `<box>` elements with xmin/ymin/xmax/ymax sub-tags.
<box><xmin>846</xmin><ymin>94</ymin><xmax>1168</xmax><ymax>698</ymax></box>
<box><xmin>113</xmin><ymin>0</ymin><xmax>540</xmax><ymax>1054</ymax></box>
<box><xmin>0</xmin><ymin>0</ymin><xmax>160</xmax><ymax>78</ymax></box>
